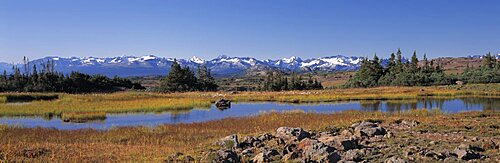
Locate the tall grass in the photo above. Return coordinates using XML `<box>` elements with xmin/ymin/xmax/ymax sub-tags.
<box><xmin>0</xmin><ymin>84</ymin><xmax>498</xmax><ymax>116</ymax></box>
<box><xmin>0</xmin><ymin>110</ymin><xmax>497</xmax><ymax>162</ymax></box>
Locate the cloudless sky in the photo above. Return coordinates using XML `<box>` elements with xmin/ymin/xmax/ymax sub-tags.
<box><xmin>1</xmin><ymin>0</ymin><xmax>499</xmax><ymax>63</ymax></box>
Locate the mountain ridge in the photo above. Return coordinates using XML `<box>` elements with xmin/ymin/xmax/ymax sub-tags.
<box><xmin>0</xmin><ymin>54</ymin><xmax>498</xmax><ymax>77</ymax></box>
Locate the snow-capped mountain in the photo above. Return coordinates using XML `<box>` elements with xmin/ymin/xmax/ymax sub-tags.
<box><xmin>0</xmin><ymin>54</ymin><xmax>441</xmax><ymax>77</ymax></box>
<box><xmin>0</xmin><ymin>55</ymin><xmax>365</xmax><ymax>77</ymax></box>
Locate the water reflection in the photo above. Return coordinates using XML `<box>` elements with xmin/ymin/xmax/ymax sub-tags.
<box><xmin>0</xmin><ymin>97</ymin><xmax>498</xmax><ymax>130</ymax></box>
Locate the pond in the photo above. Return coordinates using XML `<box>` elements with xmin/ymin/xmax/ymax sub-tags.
<box><xmin>0</xmin><ymin>97</ymin><xmax>498</xmax><ymax>130</ymax></box>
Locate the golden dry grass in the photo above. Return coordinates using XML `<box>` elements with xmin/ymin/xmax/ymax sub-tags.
<box><xmin>0</xmin><ymin>110</ymin><xmax>498</xmax><ymax>162</ymax></box>
<box><xmin>0</xmin><ymin>84</ymin><xmax>498</xmax><ymax>117</ymax></box>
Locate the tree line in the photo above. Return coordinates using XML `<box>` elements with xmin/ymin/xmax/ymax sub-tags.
<box><xmin>0</xmin><ymin>58</ymin><xmax>144</xmax><ymax>93</ymax></box>
<box><xmin>260</xmin><ymin>71</ymin><xmax>323</xmax><ymax>91</ymax></box>
<box><xmin>158</xmin><ymin>60</ymin><xmax>218</xmax><ymax>92</ymax></box>
<box><xmin>344</xmin><ymin>49</ymin><xmax>500</xmax><ymax>88</ymax></box>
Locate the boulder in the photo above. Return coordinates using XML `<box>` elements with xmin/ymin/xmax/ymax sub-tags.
<box><xmin>252</xmin><ymin>153</ymin><xmax>269</xmax><ymax>163</ymax></box>
<box><xmin>276</xmin><ymin>127</ymin><xmax>311</xmax><ymax>141</ymax></box>
<box><xmin>215</xmin><ymin>99</ymin><xmax>231</xmax><ymax>108</ymax></box>
<box><xmin>454</xmin><ymin>144</ymin><xmax>481</xmax><ymax>160</ymax></box>
<box><xmin>299</xmin><ymin>138</ymin><xmax>341</xmax><ymax>162</ymax></box>
<box><xmin>216</xmin><ymin>134</ymin><xmax>239</xmax><ymax>149</ymax></box>
<box><xmin>342</xmin><ymin>149</ymin><xmax>365</xmax><ymax>162</ymax></box>
<box><xmin>352</xmin><ymin>121</ymin><xmax>386</xmax><ymax>137</ymax></box>
<box><xmin>319</xmin><ymin>136</ymin><xmax>359</xmax><ymax>151</ymax></box>
<box><xmin>201</xmin><ymin>149</ymin><xmax>240</xmax><ymax>163</ymax></box>
<box><xmin>282</xmin><ymin>151</ymin><xmax>300</xmax><ymax>161</ymax></box>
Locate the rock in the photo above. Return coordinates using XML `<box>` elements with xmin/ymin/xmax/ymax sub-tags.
<box><xmin>424</xmin><ymin>151</ymin><xmax>446</xmax><ymax>160</ymax></box>
<box><xmin>276</xmin><ymin>127</ymin><xmax>311</xmax><ymax>141</ymax></box>
<box><xmin>343</xmin><ymin>149</ymin><xmax>364</xmax><ymax>162</ymax></box>
<box><xmin>216</xmin><ymin>134</ymin><xmax>239</xmax><ymax>149</ymax></box>
<box><xmin>283</xmin><ymin>143</ymin><xmax>298</xmax><ymax>155</ymax></box>
<box><xmin>201</xmin><ymin>149</ymin><xmax>240</xmax><ymax>163</ymax></box>
<box><xmin>352</xmin><ymin>121</ymin><xmax>386</xmax><ymax>137</ymax></box>
<box><xmin>384</xmin><ymin>131</ymin><xmax>394</xmax><ymax>138</ymax></box>
<box><xmin>215</xmin><ymin>99</ymin><xmax>231</xmax><ymax>108</ymax></box>
<box><xmin>257</xmin><ymin>133</ymin><xmax>273</xmax><ymax>142</ymax></box>
<box><xmin>299</xmin><ymin>138</ymin><xmax>341</xmax><ymax>162</ymax></box>
<box><xmin>241</xmin><ymin>148</ymin><xmax>255</xmax><ymax>157</ymax></box>
<box><xmin>320</xmin><ymin>136</ymin><xmax>360</xmax><ymax>151</ymax></box>
<box><xmin>385</xmin><ymin>156</ymin><xmax>407</xmax><ymax>163</ymax></box>
<box><xmin>240</xmin><ymin>136</ymin><xmax>257</xmax><ymax>149</ymax></box>
<box><xmin>252</xmin><ymin>153</ymin><xmax>269</xmax><ymax>163</ymax></box>
<box><xmin>18</xmin><ymin>148</ymin><xmax>50</xmax><ymax>158</ymax></box>
<box><xmin>282</xmin><ymin>151</ymin><xmax>300</xmax><ymax>161</ymax></box>
<box><xmin>264</xmin><ymin>148</ymin><xmax>281</xmax><ymax>160</ymax></box>
<box><xmin>454</xmin><ymin>144</ymin><xmax>481</xmax><ymax>160</ymax></box>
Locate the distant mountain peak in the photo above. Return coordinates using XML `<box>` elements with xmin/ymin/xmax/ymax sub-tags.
<box><xmin>0</xmin><ymin>54</ymin><xmax>370</xmax><ymax>77</ymax></box>
<box><xmin>189</xmin><ymin>56</ymin><xmax>205</xmax><ymax>64</ymax></box>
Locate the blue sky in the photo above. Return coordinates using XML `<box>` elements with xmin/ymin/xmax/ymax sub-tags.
<box><xmin>1</xmin><ymin>0</ymin><xmax>499</xmax><ymax>63</ymax></box>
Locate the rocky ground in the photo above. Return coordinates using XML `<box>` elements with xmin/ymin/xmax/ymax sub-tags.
<box><xmin>166</xmin><ymin>119</ymin><xmax>500</xmax><ymax>163</ymax></box>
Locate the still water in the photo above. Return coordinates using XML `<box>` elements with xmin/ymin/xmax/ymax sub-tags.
<box><xmin>0</xmin><ymin>97</ymin><xmax>498</xmax><ymax>130</ymax></box>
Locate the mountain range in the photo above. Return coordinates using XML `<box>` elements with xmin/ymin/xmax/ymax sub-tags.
<box><xmin>0</xmin><ymin>54</ymin><xmax>498</xmax><ymax>77</ymax></box>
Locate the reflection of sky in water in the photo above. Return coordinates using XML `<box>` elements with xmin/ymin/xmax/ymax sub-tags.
<box><xmin>0</xmin><ymin>98</ymin><xmax>498</xmax><ymax>130</ymax></box>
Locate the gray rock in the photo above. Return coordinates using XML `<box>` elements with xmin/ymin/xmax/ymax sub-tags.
<box><xmin>320</xmin><ymin>136</ymin><xmax>360</xmax><ymax>151</ymax></box>
<box><xmin>201</xmin><ymin>149</ymin><xmax>240</xmax><ymax>163</ymax></box>
<box><xmin>282</xmin><ymin>151</ymin><xmax>300</xmax><ymax>161</ymax></box>
<box><xmin>454</xmin><ymin>144</ymin><xmax>480</xmax><ymax>160</ymax></box>
<box><xmin>299</xmin><ymin>138</ymin><xmax>341</xmax><ymax>162</ymax></box>
<box><xmin>252</xmin><ymin>153</ymin><xmax>269</xmax><ymax>163</ymax></box>
<box><xmin>215</xmin><ymin>99</ymin><xmax>231</xmax><ymax>108</ymax></box>
<box><xmin>352</xmin><ymin>121</ymin><xmax>386</xmax><ymax>137</ymax></box>
<box><xmin>216</xmin><ymin>134</ymin><xmax>239</xmax><ymax>149</ymax></box>
<box><xmin>276</xmin><ymin>127</ymin><xmax>311</xmax><ymax>141</ymax></box>
<box><xmin>257</xmin><ymin>133</ymin><xmax>273</xmax><ymax>142</ymax></box>
<box><xmin>241</xmin><ymin>148</ymin><xmax>255</xmax><ymax>157</ymax></box>
<box><xmin>343</xmin><ymin>149</ymin><xmax>364</xmax><ymax>162</ymax></box>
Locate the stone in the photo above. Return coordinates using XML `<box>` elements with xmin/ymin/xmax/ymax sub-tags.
<box><xmin>353</xmin><ymin>121</ymin><xmax>386</xmax><ymax>137</ymax></box>
<box><xmin>240</xmin><ymin>136</ymin><xmax>257</xmax><ymax>149</ymax></box>
<box><xmin>324</xmin><ymin>136</ymin><xmax>360</xmax><ymax>151</ymax></box>
<box><xmin>454</xmin><ymin>144</ymin><xmax>481</xmax><ymax>160</ymax></box>
<box><xmin>241</xmin><ymin>148</ymin><xmax>255</xmax><ymax>157</ymax></box>
<box><xmin>216</xmin><ymin>134</ymin><xmax>239</xmax><ymax>149</ymax></box>
<box><xmin>282</xmin><ymin>151</ymin><xmax>299</xmax><ymax>161</ymax></box>
<box><xmin>276</xmin><ymin>127</ymin><xmax>311</xmax><ymax>141</ymax></box>
<box><xmin>385</xmin><ymin>156</ymin><xmax>407</xmax><ymax>163</ymax></box>
<box><xmin>215</xmin><ymin>99</ymin><xmax>231</xmax><ymax>108</ymax></box>
<box><xmin>343</xmin><ymin>149</ymin><xmax>364</xmax><ymax>162</ymax></box>
<box><xmin>299</xmin><ymin>138</ymin><xmax>341</xmax><ymax>162</ymax></box>
<box><xmin>252</xmin><ymin>153</ymin><xmax>269</xmax><ymax>163</ymax></box>
<box><xmin>424</xmin><ymin>151</ymin><xmax>446</xmax><ymax>160</ymax></box>
<box><xmin>257</xmin><ymin>133</ymin><xmax>273</xmax><ymax>142</ymax></box>
<box><xmin>201</xmin><ymin>149</ymin><xmax>240</xmax><ymax>163</ymax></box>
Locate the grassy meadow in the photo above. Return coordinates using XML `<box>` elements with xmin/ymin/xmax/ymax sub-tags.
<box><xmin>0</xmin><ymin>110</ymin><xmax>498</xmax><ymax>162</ymax></box>
<box><xmin>0</xmin><ymin>84</ymin><xmax>498</xmax><ymax>162</ymax></box>
<box><xmin>0</xmin><ymin>83</ymin><xmax>499</xmax><ymax>118</ymax></box>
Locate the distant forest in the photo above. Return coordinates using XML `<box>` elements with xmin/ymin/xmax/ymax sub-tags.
<box><xmin>344</xmin><ymin>50</ymin><xmax>500</xmax><ymax>88</ymax></box>
<box><xmin>0</xmin><ymin>58</ymin><xmax>144</xmax><ymax>93</ymax></box>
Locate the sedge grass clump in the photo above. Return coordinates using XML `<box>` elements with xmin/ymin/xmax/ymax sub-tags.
<box><xmin>60</xmin><ymin>112</ymin><xmax>106</xmax><ymax>123</ymax></box>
